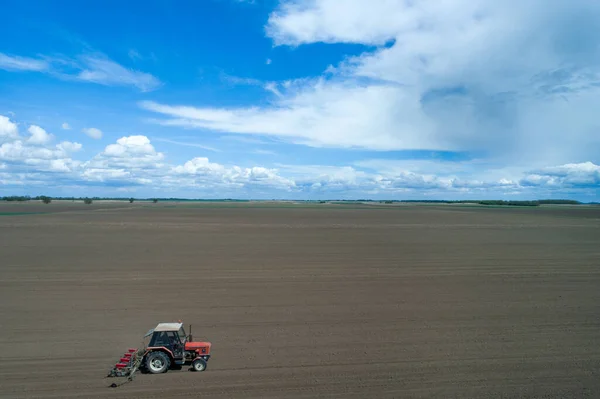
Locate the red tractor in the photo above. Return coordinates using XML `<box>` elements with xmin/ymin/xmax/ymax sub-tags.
<box><xmin>143</xmin><ymin>322</ymin><xmax>211</xmax><ymax>373</ymax></box>
<box><xmin>107</xmin><ymin>322</ymin><xmax>211</xmax><ymax>385</ymax></box>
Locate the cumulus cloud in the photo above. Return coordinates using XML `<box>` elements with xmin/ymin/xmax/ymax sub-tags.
<box><xmin>266</xmin><ymin>0</ymin><xmax>411</xmax><ymax>46</ymax></box>
<box><xmin>77</xmin><ymin>136</ymin><xmax>295</xmax><ymax>191</ymax></box>
<box><xmin>521</xmin><ymin>162</ymin><xmax>600</xmax><ymax>188</ymax></box>
<box><xmin>99</xmin><ymin>135</ymin><xmax>164</xmax><ymax>166</ymax></box>
<box><xmin>56</xmin><ymin>141</ymin><xmax>83</xmax><ymax>153</ymax></box>
<box><xmin>81</xmin><ymin>167</ymin><xmax>132</xmax><ymax>183</ymax></box>
<box><xmin>27</xmin><ymin>125</ymin><xmax>53</xmax><ymax>145</ymax></box>
<box><xmin>173</xmin><ymin>157</ymin><xmax>294</xmax><ymax>190</ymax></box>
<box><xmin>0</xmin><ymin>115</ymin><xmax>83</xmax><ymax>176</ymax></box>
<box><xmin>79</xmin><ymin>135</ymin><xmax>165</xmax><ymax>185</ymax></box>
<box><xmin>82</xmin><ymin>127</ymin><xmax>103</xmax><ymax>139</ymax></box>
<box><xmin>0</xmin><ymin>115</ymin><xmax>20</xmax><ymax>141</ymax></box>
<box><xmin>141</xmin><ymin>0</ymin><xmax>600</xmax><ymax>170</ymax></box>
<box><xmin>0</xmin><ymin>144</ymin><xmax>82</xmax><ymax>174</ymax></box>
<box><xmin>0</xmin><ymin>115</ymin><xmax>596</xmax><ymax>199</ymax></box>
<box><xmin>47</xmin><ymin>159</ymin><xmax>79</xmax><ymax>173</ymax></box>
<box><xmin>0</xmin><ymin>140</ymin><xmax>82</xmax><ymax>164</ymax></box>
<box><xmin>61</xmin><ymin>123</ymin><xmax>71</xmax><ymax>130</ymax></box>
<box><xmin>0</xmin><ymin>141</ymin><xmax>56</xmax><ymax>162</ymax></box>
<box><xmin>278</xmin><ymin>162</ymin><xmax>525</xmax><ymax>195</ymax></box>
<box><xmin>279</xmin><ymin>164</ymin><xmax>374</xmax><ymax>192</ymax></box>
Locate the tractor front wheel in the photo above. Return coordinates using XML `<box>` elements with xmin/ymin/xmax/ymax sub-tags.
<box><xmin>192</xmin><ymin>358</ymin><xmax>207</xmax><ymax>372</ymax></box>
<box><xmin>145</xmin><ymin>351</ymin><xmax>170</xmax><ymax>374</ymax></box>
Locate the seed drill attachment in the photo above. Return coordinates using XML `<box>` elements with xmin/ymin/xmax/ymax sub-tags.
<box><xmin>105</xmin><ymin>348</ymin><xmax>145</xmax><ymax>388</ymax></box>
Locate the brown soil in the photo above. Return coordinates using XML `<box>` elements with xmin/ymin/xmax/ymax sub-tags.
<box><xmin>1</xmin><ymin>202</ymin><xmax>599</xmax><ymax>398</ymax></box>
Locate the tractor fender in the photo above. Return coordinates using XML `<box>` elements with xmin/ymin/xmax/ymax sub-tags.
<box><xmin>145</xmin><ymin>346</ymin><xmax>175</xmax><ymax>361</ymax></box>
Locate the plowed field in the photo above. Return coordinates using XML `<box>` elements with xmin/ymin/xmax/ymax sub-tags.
<box><xmin>1</xmin><ymin>202</ymin><xmax>599</xmax><ymax>398</ymax></box>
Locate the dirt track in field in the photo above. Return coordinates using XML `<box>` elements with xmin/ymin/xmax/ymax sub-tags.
<box><xmin>1</xmin><ymin>202</ymin><xmax>599</xmax><ymax>398</ymax></box>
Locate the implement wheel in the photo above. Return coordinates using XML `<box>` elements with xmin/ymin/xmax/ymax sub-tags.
<box><xmin>192</xmin><ymin>358</ymin><xmax>207</xmax><ymax>372</ymax></box>
<box><xmin>145</xmin><ymin>351</ymin><xmax>170</xmax><ymax>374</ymax></box>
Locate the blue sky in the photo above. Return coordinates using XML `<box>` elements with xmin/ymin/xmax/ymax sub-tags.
<box><xmin>1</xmin><ymin>0</ymin><xmax>599</xmax><ymax>200</ymax></box>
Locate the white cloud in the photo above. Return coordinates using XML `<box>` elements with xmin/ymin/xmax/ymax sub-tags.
<box><xmin>84</xmin><ymin>136</ymin><xmax>166</xmax><ymax>180</ymax></box>
<box><xmin>139</xmin><ymin>81</ymin><xmax>437</xmax><ymax>150</ymax></box>
<box><xmin>153</xmin><ymin>138</ymin><xmax>220</xmax><ymax>152</ymax></box>
<box><xmin>173</xmin><ymin>157</ymin><xmax>294</xmax><ymax>190</ymax></box>
<box><xmin>0</xmin><ymin>115</ymin><xmax>20</xmax><ymax>141</ymax></box>
<box><xmin>277</xmin><ymin>162</ymin><xmax>521</xmax><ymax>194</ymax></box>
<box><xmin>354</xmin><ymin>158</ymin><xmax>523</xmax><ymax>184</ymax></box>
<box><xmin>0</xmin><ymin>52</ymin><xmax>161</xmax><ymax>92</ymax></box>
<box><xmin>0</xmin><ymin>141</ymin><xmax>53</xmax><ymax>162</ymax></box>
<box><xmin>266</xmin><ymin>58</ymin><xmax>272</xmax><ymax>65</ymax></box>
<box><xmin>0</xmin><ymin>136</ymin><xmax>82</xmax><ymax>174</ymax></box>
<box><xmin>75</xmin><ymin>55</ymin><xmax>161</xmax><ymax>92</ymax></box>
<box><xmin>0</xmin><ymin>140</ymin><xmax>80</xmax><ymax>162</ymax></box>
<box><xmin>220</xmin><ymin>73</ymin><xmax>287</xmax><ymax>97</ymax></box>
<box><xmin>521</xmin><ymin>162</ymin><xmax>600</xmax><ymax>188</ymax></box>
<box><xmin>266</xmin><ymin>0</ymin><xmax>411</xmax><ymax>46</ymax></box>
<box><xmin>47</xmin><ymin>159</ymin><xmax>78</xmax><ymax>173</ymax></box>
<box><xmin>0</xmin><ymin>115</ymin><xmax>596</xmax><ymax>199</ymax></box>
<box><xmin>0</xmin><ymin>53</ymin><xmax>49</xmax><ymax>71</ymax></box>
<box><xmin>61</xmin><ymin>123</ymin><xmax>71</xmax><ymax>130</ymax></box>
<box><xmin>81</xmin><ymin>167</ymin><xmax>131</xmax><ymax>182</ymax></box>
<box><xmin>27</xmin><ymin>125</ymin><xmax>53</xmax><ymax>145</ymax></box>
<box><xmin>263</xmin><ymin>82</ymin><xmax>283</xmax><ymax>97</ymax></box>
<box><xmin>0</xmin><ymin>117</ymin><xmax>80</xmax><ymax>168</ymax></box>
<box><xmin>173</xmin><ymin>157</ymin><xmax>224</xmax><ymax>175</ymax></box>
<box><xmin>57</xmin><ymin>141</ymin><xmax>83</xmax><ymax>153</ymax></box>
<box><xmin>82</xmin><ymin>127</ymin><xmax>103</xmax><ymax>139</ymax></box>
<box><xmin>141</xmin><ymin>0</ymin><xmax>600</xmax><ymax>171</ymax></box>
<box><xmin>103</xmin><ymin>135</ymin><xmax>163</xmax><ymax>160</ymax></box>
<box><xmin>76</xmin><ymin>136</ymin><xmax>293</xmax><ymax>190</ymax></box>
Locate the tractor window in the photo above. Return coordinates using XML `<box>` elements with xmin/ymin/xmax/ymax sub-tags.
<box><xmin>166</xmin><ymin>331</ymin><xmax>181</xmax><ymax>344</ymax></box>
<box><xmin>149</xmin><ymin>331</ymin><xmax>169</xmax><ymax>347</ymax></box>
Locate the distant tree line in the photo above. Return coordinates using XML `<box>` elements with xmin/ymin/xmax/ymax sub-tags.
<box><xmin>0</xmin><ymin>196</ymin><xmax>586</xmax><ymax>206</ymax></box>
<box><xmin>1</xmin><ymin>195</ymin><xmax>32</xmax><ymax>202</ymax></box>
<box><xmin>323</xmin><ymin>199</ymin><xmax>583</xmax><ymax>206</ymax></box>
<box><xmin>382</xmin><ymin>199</ymin><xmax>581</xmax><ymax>206</ymax></box>
<box><xmin>537</xmin><ymin>200</ymin><xmax>581</xmax><ymax>205</ymax></box>
<box><xmin>473</xmin><ymin>200</ymin><xmax>540</xmax><ymax>206</ymax></box>
<box><xmin>1</xmin><ymin>196</ymin><xmax>156</xmax><ymax>202</ymax></box>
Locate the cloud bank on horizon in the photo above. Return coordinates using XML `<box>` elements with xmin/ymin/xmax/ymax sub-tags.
<box><xmin>0</xmin><ymin>0</ymin><xmax>598</xmax><ymax>200</ymax></box>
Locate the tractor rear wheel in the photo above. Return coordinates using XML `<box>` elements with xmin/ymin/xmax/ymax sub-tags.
<box><xmin>145</xmin><ymin>351</ymin><xmax>170</xmax><ymax>374</ymax></box>
<box><xmin>192</xmin><ymin>358</ymin><xmax>207</xmax><ymax>372</ymax></box>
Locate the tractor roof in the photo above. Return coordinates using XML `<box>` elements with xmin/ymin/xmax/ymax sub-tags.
<box><xmin>143</xmin><ymin>322</ymin><xmax>184</xmax><ymax>337</ymax></box>
<box><xmin>154</xmin><ymin>322</ymin><xmax>183</xmax><ymax>332</ymax></box>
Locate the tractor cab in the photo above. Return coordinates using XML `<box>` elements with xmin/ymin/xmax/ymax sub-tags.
<box><xmin>145</xmin><ymin>322</ymin><xmax>187</xmax><ymax>359</ymax></box>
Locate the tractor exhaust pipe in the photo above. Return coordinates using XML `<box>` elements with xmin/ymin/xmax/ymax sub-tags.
<box><xmin>189</xmin><ymin>324</ymin><xmax>193</xmax><ymax>341</ymax></box>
